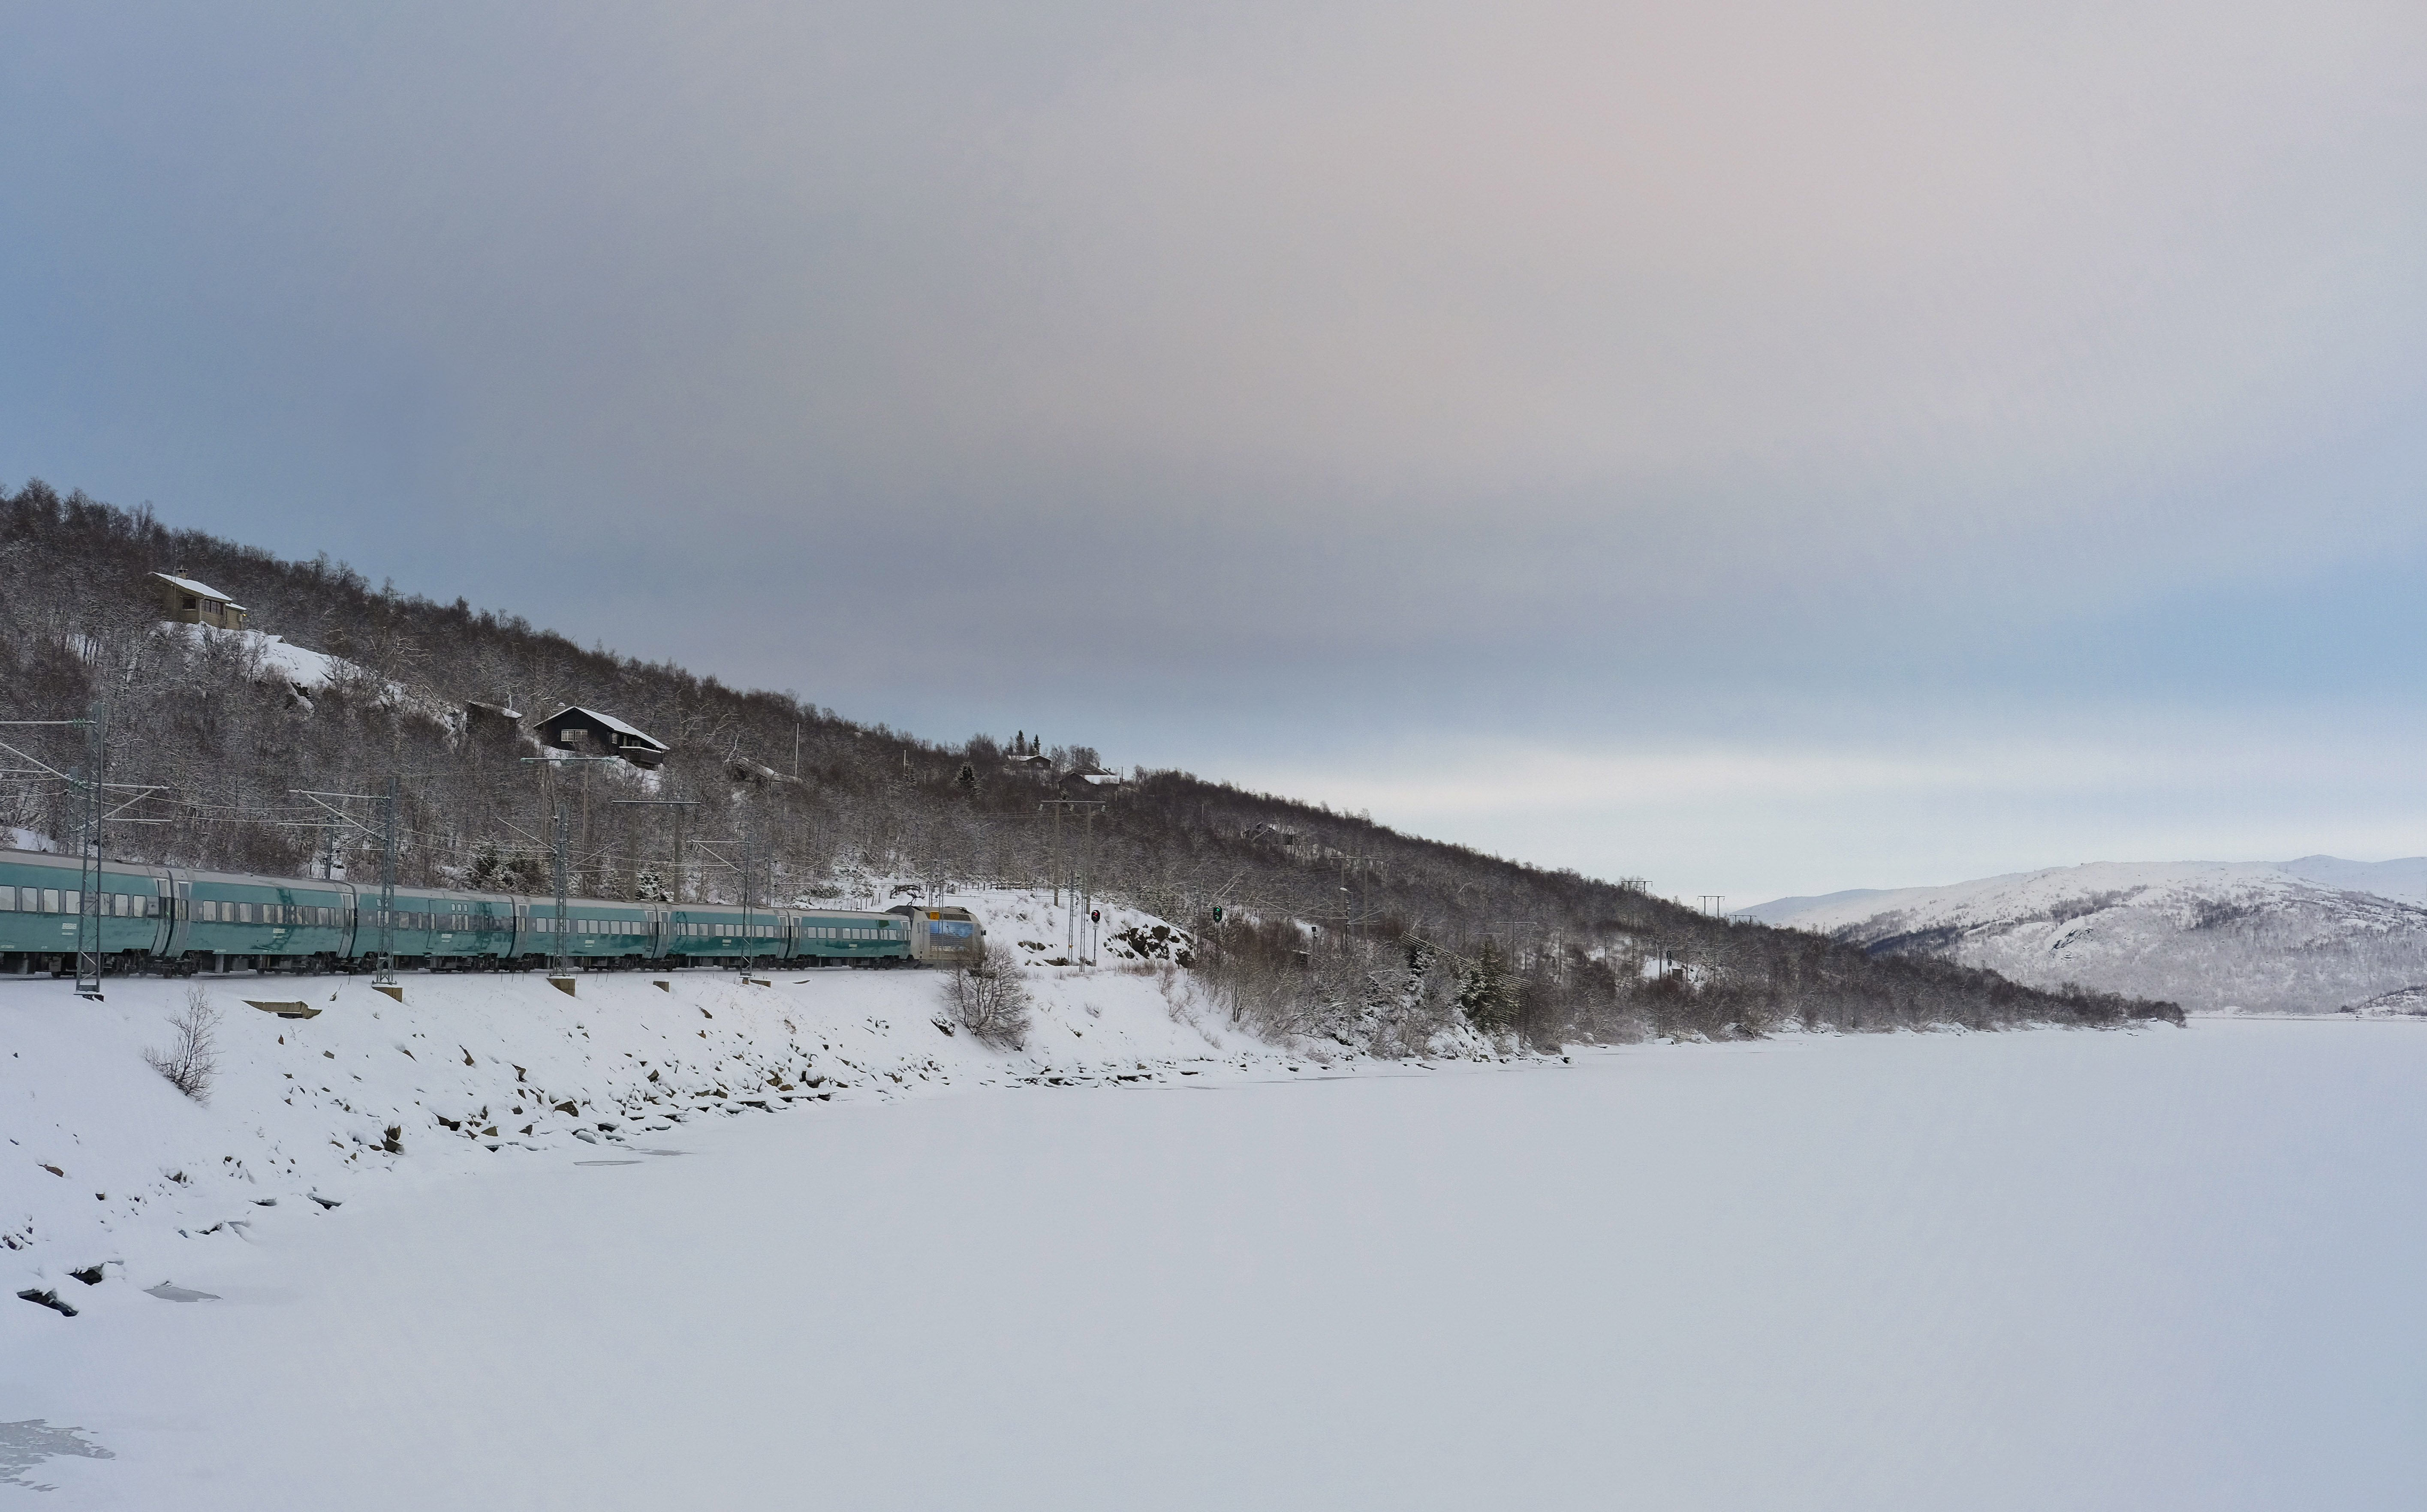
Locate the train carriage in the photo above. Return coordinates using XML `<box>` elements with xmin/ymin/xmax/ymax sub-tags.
<box><xmin>516</xmin><ymin>900</ymin><xmax>658</xmax><ymax>967</ymax></box>
<box><xmin>347</xmin><ymin>888</ymin><xmax>518</xmax><ymax>968</ymax></box>
<box><xmin>0</xmin><ymin>847</ymin><xmax>985</xmax><ymax>980</ymax></box>
<box><xmin>788</xmin><ymin>909</ymin><xmax>911</xmax><ymax>965</ymax></box>
<box><xmin>178</xmin><ymin>868</ymin><xmax>355</xmax><ymax>971</ymax></box>
<box><xmin>0</xmin><ymin>851</ymin><xmax>170</xmax><ymax>974</ymax></box>
<box><xmin>663</xmin><ymin>905</ymin><xmax>789</xmax><ymax>966</ymax></box>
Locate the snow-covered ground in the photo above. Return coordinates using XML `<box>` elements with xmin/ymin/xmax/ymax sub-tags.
<box><xmin>9</xmin><ymin>1014</ymin><xmax>2427</xmax><ymax>1507</ymax></box>
<box><xmin>1747</xmin><ymin>858</ymin><xmax>2427</xmax><ymax>1013</ymax></box>
<box><xmin>1</xmin><ymin>890</ymin><xmax>1266</xmax><ymax>1291</ymax></box>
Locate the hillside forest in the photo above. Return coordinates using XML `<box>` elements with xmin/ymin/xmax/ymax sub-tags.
<box><xmin>0</xmin><ymin>480</ymin><xmax>2183</xmax><ymax>1045</ymax></box>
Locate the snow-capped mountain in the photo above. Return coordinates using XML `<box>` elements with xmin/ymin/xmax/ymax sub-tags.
<box><xmin>1745</xmin><ymin>858</ymin><xmax>2427</xmax><ymax>1015</ymax></box>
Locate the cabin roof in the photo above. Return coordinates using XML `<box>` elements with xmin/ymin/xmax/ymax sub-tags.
<box><xmin>534</xmin><ymin>705</ymin><xmax>669</xmax><ymax>752</ymax></box>
<box><xmin>148</xmin><ymin>571</ymin><xmax>247</xmax><ymax>609</ymax></box>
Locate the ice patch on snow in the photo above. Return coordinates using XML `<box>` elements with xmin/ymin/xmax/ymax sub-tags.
<box><xmin>0</xmin><ymin>1419</ymin><xmax>113</xmax><ymax>1490</ymax></box>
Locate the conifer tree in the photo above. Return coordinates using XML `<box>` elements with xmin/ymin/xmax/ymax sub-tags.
<box><xmin>1457</xmin><ymin>939</ymin><xmax>1517</xmax><ymax>1032</ymax></box>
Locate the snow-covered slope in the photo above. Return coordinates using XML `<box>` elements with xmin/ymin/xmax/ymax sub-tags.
<box><xmin>1747</xmin><ymin>859</ymin><xmax>2427</xmax><ymax>1015</ymax></box>
<box><xmin>3</xmin><ymin>890</ymin><xmax>1510</xmax><ymax>1298</ymax></box>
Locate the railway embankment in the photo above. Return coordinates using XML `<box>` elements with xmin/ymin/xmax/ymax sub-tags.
<box><xmin>3</xmin><ymin>893</ymin><xmax>1300</xmax><ymax>1307</ymax></box>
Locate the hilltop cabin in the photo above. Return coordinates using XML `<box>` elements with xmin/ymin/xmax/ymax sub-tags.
<box><xmin>1005</xmin><ymin>752</ymin><xmax>1055</xmax><ymax>776</ymax></box>
<box><xmin>1058</xmin><ymin>769</ymin><xmax>1123</xmax><ymax>797</ymax></box>
<box><xmin>532</xmin><ymin>705</ymin><xmax>669</xmax><ymax>770</ymax></box>
<box><xmin>148</xmin><ymin>572</ymin><xmax>249</xmax><ymax>631</ymax></box>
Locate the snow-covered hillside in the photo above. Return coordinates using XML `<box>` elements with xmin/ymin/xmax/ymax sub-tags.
<box><xmin>1746</xmin><ymin>858</ymin><xmax>2427</xmax><ymax>1014</ymax></box>
<box><xmin>153</xmin><ymin>621</ymin><xmax>447</xmax><ymax>723</ymax></box>
<box><xmin>3</xmin><ymin>890</ymin><xmax>1512</xmax><ymax>1298</ymax></box>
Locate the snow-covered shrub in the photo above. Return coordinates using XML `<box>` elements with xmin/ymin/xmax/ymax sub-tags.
<box><xmin>143</xmin><ymin>985</ymin><xmax>221</xmax><ymax>1103</ymax></box>
<box><xmin>940</xmin><ymin>942</ymin><xmax>1033</xmax><ymax>1050</ymax></box>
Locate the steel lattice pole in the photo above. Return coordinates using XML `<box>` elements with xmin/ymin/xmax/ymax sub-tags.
<box><xmin>73</xmin><ymin>701</ymin><xmax>108</xmax><ymax>999</ymax></box>
<box><xmin>552</xmin><ymin>797</ymin><xmax>571</xmax><ymax>977</ymax></box>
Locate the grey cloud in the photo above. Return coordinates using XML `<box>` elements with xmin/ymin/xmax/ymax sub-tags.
<box><xmin>4</xmin><ymin>0</ymin><xmax>2425</xmax><ymax>892</ymax></box>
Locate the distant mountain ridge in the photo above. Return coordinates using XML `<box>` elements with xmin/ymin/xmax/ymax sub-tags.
<box><xmin>1747</xmin><ymin>858</ymin><xmax>2427</xmax><ymax>1014</ymax></box>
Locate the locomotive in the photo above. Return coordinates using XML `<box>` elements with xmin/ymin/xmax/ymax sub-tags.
<box><xmin>0</xmin><ymin>847</ymin><xmax>985</xmax><ymax>978</ymax></box>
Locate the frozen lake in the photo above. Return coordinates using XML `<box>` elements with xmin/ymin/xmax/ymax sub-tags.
<box><xmin>12</xmin><ymin>1019</ymin><xmax>2427</xmax><ymax>1507</ymax></box>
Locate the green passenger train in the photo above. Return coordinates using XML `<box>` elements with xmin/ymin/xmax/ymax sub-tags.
<box><xmin>0</xmin><ymin>849</ymin><xmax>986</xmax><ymax>978</ymax></box>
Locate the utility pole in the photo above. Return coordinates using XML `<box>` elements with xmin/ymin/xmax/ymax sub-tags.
<box><xmin>1038</xmin><ymin>799</ymin><xmax>1105</xmax><ymax>960</ymax></box>
<box><xmin>72</xmin><ymin>702</ymin><xmax>108</xmax><ymax>1000</ymax></box>
<box><xmin>1699</xmin><ymin>894</ymin><xmax>1723</xmax><ymax>918</ymax></box>
<box><xmin>376</xmin><ymin>774</ymin><xmax>399</xmax><ymax>990</ymax></box>
<box><xmin>520</xmin><ymin>754</ymin><xmax>622</xmax><ymax>988</ymax></box>
<box><xmin>738</xmin><ymin>836</ymin><xmax>754</xmax><ymax>969</ymax></box>
<box><xmin>608</xmin><ymin>798</ymin><xmax>696</xmax><ymax>899</ymax></box>
<box><xmin>550</xmin><ymin>796</ymin><xmax>571</xmax><ymax>981</ymax></box>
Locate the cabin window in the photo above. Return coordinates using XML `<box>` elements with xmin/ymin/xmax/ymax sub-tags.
<box><xmin>181</xmin><ymin>595</ymin><xmax>198</xmax><ymax>610</ymax></box>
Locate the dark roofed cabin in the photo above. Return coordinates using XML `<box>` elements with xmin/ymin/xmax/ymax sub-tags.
<box><xmin>531</xmin><ymin>705</ymin><xmax>669</xmax><ymax>769</ymax></box>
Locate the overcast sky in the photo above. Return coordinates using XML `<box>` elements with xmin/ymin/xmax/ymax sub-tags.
<box><xmin>6</xmin><ymin>1</ymin><xmax>2425</xmax><ymax>905</ymax></box>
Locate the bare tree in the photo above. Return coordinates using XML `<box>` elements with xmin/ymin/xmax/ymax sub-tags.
<box><xmin>144</xmin><ymin>983</ymin><xmax>221</xmax><ymax>1102</ymax></box>
<box><xmin>939</xmin><ymin>941</ymin><xmax>1033</xmax><ymax>1050</ymax></box>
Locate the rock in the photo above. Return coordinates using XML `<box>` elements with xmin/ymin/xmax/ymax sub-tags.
<box><xmin>307</xmin><ymin>1193</ymin><xmax>341</xmax><ymax>1209</ymax></box>
<box><xmin>67</xmin><ymin>1266</ymin><xmax>105</xmax><ymax>1286</ymax></box>
<box><xmin>145</xmin><ymin>1281</ymin><xmax>220</xmax><ymax>1302</ymax></box>
<box><xmin>17</xmin><ymin>1287</ymin><xmax>77</xmax><ymax>1317</ymax></box>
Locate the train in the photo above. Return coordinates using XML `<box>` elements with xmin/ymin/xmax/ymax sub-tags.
<box><xmin>0</xmin><ymin>848</ymin><xmax>986</xmax><ymax>978</ymax></box>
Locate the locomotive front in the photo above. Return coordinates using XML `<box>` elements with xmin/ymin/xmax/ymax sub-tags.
<box><xmin>909</xmin><ymin>906</ymin><xmax>985</xmax><ymax>967</ymax></box>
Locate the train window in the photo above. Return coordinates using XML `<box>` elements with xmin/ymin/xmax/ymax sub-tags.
<box><xmin>0</xmin><ymin>886</ymin><xmax>13</xmax><ymax>911</ymax></box>
<box><xmin>62</xmin><ymin>891</ymin><xmax>78</xmax><ymax>915</ymax></box>
<box><xmin>111</xmin><ymin>893</ymin><xmax>127</xmax><ymax>917</ymax></box>
<box><xmin>43</xmin><ymin>889</ymin><xmax>61</xmax><ymax>914</ymax></box>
